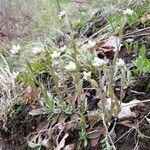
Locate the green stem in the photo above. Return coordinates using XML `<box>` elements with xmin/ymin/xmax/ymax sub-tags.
<box><xmin>120</xmin><ymin>68</ymin><xmax>125</xmax><ymax>101</ymax></box>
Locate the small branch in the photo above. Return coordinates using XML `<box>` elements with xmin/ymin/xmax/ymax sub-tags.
<box><xmin>124</xmin><ymin>27</ymin><xmax>150</xmax><ymax>37</ymax></box>
<box><xmin>78</xmin><ymin>25</ymin><xmax>110</xmax><ymax>46</ymax></box>
<box><xmin>71</xmin><ymin>0</ymin><xmax>84</xmax><ymax>4</ymax></box>
<box><xmin>121</xmin><ymin>99</ymin><xmax>150</xmax><ymax>107</ymax></box>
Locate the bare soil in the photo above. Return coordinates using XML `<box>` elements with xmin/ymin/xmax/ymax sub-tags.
<box><xmin>0</xmin><ymin>11</ymin><xmax>32</xmax><ymax>46</ymax></box>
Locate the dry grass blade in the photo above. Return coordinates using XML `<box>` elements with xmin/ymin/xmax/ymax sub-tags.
<box><xmin>0</xmin><ymin>55</ymin><xmax>17</xmax><ymax>121</ymax></box>
<box><xmin>55</xmin><ymin>133</ymin><xmax>69</xmax><ymax>150</ymax></box>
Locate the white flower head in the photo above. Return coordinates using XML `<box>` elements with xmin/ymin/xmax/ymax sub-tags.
<box><xmin>65</xmin><ymin>61</ymin><xmax>76</xmax><ymax>71</ymax></box>
<box><xmin>81</xmin><ymin>44</ymin><xmax>88</xmax><ymax>52</ymax></box>
<box><xmin>81</xmin><ymin>40</ymin><xmax>96</xmax><ymax>52</ymax></box>
<box><xmin>60</xmin><ymin>46</ymin><xmax>66</xmax><ymax>52</ymax></box>
<box><xmin>51</xmin><ymin>51</ymin><xmax>61</xmax><ymax>59</ymax></box>
<box><xmin>93</xmin><ymin>57</ymin><xmax>108</xmax><ymax>67</ymax></box>
<box><xmin>83</xmin><ymin>71</ymin><xmax>91</xmax><ymax>81</ymax></box>
<box><xmin>32</xmin><ymin>47</ymin><xmax>43</xmax><ymax>54</ymax></box>
<box><xmin>12</xmin><ymin>71</ymin><xmax>19</xmax><ymax>79</ymax></box>
<box><xmin>126</xmin><ymin>38</ymin><xmax>134</xmax><ymax>42</ymax></box>
<box><xmin>58</xmin><ymin>10</ymin><xmax>66</xmax><ymax>19</ymax></box>
<box><xmin>123</xmin><ymin>8</ymin><xmax>134</xmax><ymax>15</ymax></box>
<box><xmin>10</xmin><ymin>44</ymin><xmax>21</xmax><ymax>54</ymax></box>
<box><xmin>88</xmin><ymin>40</ymin><xmax>96</xmax><ymax>49</ymax></box>
<box><xmin>116</xmin><ymin>58</ymin><xmax>125</xmax><ymax>68</ymax></box>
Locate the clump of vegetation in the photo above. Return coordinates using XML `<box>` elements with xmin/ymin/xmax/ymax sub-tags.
<box><xmin>0</xmin><ymin>0</ymin><xmax>150</xmax><ymax>150</ymax></box>
<box><xmin>133</xmin><ymin>45</ymin><xmax>150</xmax><ymax>74</ymax></box>
<box><xmin>0</xmin><ymin>55</ymin><xmax>18</xmax><ymax>122</ymax></box>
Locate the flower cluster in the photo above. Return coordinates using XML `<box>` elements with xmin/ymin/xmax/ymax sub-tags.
<box><xmin>32</xmin><ymin>47</ymin><xmax>44</xmax><ymax>54</ymax></box>
<box><xmin>65</xmin><ymin>61</ymin><xmax>76</xmax><ymax>71</ymax></box>
<box><xmin>83</xmin><ymin>71</ymin><xmax>91</xmax><ymax>81</ymax></box>
<box><xmin>88</xmin><ymin>40</ymin><xmax>96</xmax><ymax>49</ymax></box>
<box><xmin>10</xmin><ymin>44</ymin><xmax>21</xmax><ymax>54</ymax></box>
<box><xmin>93</xmin><ymin>57</ymin><xmax>108</xmax><ymax>67</ymax></box>
<box><xmin>60</xmin><ymin>46</ymin><xmax>66</xmax><ymax>53</ymax></box>
<box><xmin>81</xmin><ymin>40</ymin><xmax>96</xmax><ymax>52</ymax></box>
<box><xmin>116</xmin><ymin>58</ymin><xmax>126</xmax><ymax>69</ymax></box>
<box><xmin>58</xmin><ymin>10</ymin><xmax>66</xmax><ymax>19</ymax></box>
<box><xmin>51</xmin><ymin>51</ymin><xmax>61</xmax><ymax>59</ymax></box>
<box><xmin>123</xmin><ymin>8</ymin><xmax>134</xmax><ymax>15</ymax></box>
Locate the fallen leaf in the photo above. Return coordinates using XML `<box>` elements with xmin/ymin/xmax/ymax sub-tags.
<box><xmin>87</xmin><ymin>113</ymin><xmax>100</xmax><ymax>128</ymax></box>
<box><xmin>88</xmin><ymin>127</ymin><xmax>106</xmax><ymax>149</ymax></box>
<box><xmin>65</xmin><ymin>120</ymin><xmax>78</xmax><ymax>131</ymax></box>
<box><xmin>29</xmin><ymin>108</ymin><xmax>45</xmax><ymax>116</ymax></box>
<box><xmin>36</xmin><ymin>121</ymin><xmax>49</xmax><ymax>132</ymax></box>
<box><xmin>90</xmin><ymin>138</ymin><xmax>99</xmax><ymax>149</ymax></box>
<box><xmin>55</xmin><ymin>133</ymin><xmax>69</xmax><ymax>150</ymax></box>
<box><xmin>118</xmin><ymin>119</ymin><xmax>139</xmax><ymax>128</ymax></box>
<box><xmin>58</xmin><ymin>114</ymin><xmax>68</xmax><ymax>123</ymax></box>
<box><xmin>63</xmin><ymin>143</ymin><xmax>75</xmax><ymax>150</ymax></box>
<box><xmin>118</xmin><ymin>99</ymin><xmax>144</xmax><ymax>119</ymax></box>
<box><xmin>87</xmin><ymin>130</ymin><xmax>102</xmax><ymax>139</ymax></box>
<box><xmin>71</xmin><ymin>113</ymin><xmax>79</xmax><ymax>120</ymax></box>
<box><xmin>96</xmin><ymin>36</ymin><xmax>122</xmax><ymax>58</ymax></box>
<box><xmin>102</xmin><ymin>36</ymin><xmax>122</xmax><ymax>52</ymax></box>
<box><xmin>22</xmin><ymin>86</ymin><xmax>38</xmax><ymax>103</ymax></box>
<box><xmin>103</xmin><ymin>98</ymin><xmax>144</xmax><ymax>119</ymax></box>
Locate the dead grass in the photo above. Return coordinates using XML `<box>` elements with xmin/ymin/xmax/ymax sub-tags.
<box><xmin>0</xmin><ymin>55</ymin><xmax>17</xmax><ymax>121</ymax></box>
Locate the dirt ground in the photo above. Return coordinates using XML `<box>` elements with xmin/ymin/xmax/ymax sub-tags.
<box><xmin>0</xmin><ymin>11</ymin><xmax>32</xmax><ymax>47</ymax></box>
